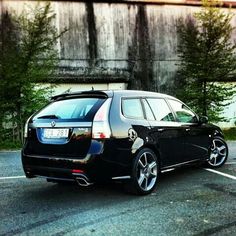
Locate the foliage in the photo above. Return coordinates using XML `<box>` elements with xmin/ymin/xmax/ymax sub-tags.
<box><xmin>175</xmin><ymin>0</ymin><xmax>236</xmax><ymax>122</ymax></box>
<box><xmin>0</xmin><ymin>2</ymin><xmax>66</xmax><ymax>145</ymax></box>
<box><xmin>0</xmin><ymin>139</ymin><xmax>22</xmax><ymax>151</ymax></box>
<box><xmin>222</xmin><ymin>127</ymin><xmax>236</xmax><ymax>140</ymax></box>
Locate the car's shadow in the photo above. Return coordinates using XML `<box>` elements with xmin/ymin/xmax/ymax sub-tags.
<box><xmin>24</xmin><ymin>165</ymin><xmax>204</xmax><ymax>201</ymax></box>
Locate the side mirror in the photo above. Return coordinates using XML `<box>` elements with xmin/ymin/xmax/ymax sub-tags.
<box><xmin>199</xmin><ymin>116</ymin><xmax>208</xmax><ymax>124</ymax></box>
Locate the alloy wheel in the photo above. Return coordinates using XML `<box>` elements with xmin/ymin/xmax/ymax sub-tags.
<box><xmin>136</xmin><ymin>151</ymin><xmax>158</xmax><ymax>191</ymax></box>
<box><xmin>207</xmin><ymin>138</ymin><xmax>228</xmax><ymax>167</ymax></box>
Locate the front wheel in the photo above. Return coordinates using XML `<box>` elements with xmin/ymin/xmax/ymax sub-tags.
<box><xmin>206</xmin><ymin>137</ymin><xmax>228</xmax><ymax>168</ymax></box>
<box><xmin>125</xmin><ymin>148</ymin><xmax>159</xmax><ymax>195</ymax></box>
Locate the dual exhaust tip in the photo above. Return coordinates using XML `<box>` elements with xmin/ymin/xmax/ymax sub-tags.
<box><xmin>46</xmin><ymin>173</ymin><xmax>93</xmax><ymax>187</ymax></box>
<box><xmin>75</xmin><ymin>174</ymin><xmax>93</xmax><ymax>187</ymax></box>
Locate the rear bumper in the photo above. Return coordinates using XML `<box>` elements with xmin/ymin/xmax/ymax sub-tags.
<box><xmin>22</xmin><ymin>138</ymin><xmax>133</xmax><ymax>181</ymax></box>
<box><xmin>21</xmin><ymin>152</ymin><xmax>130</xmax><ymax>182</ymax></box>
<box><xmin>22</xmin><ymin>153</ymin><xmax>100</xmax><ymax>181</ymax></box>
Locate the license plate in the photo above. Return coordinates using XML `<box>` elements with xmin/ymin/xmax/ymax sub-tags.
<box><xmin>44</xmin><ymin>129</ymin><xmax>69</xmax><ymax>139</ymax></box>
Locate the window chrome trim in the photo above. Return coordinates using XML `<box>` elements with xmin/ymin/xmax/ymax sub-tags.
<box><xmin>162</xmin><ymin>158</ymin><xmax>203</xmax><ymax>169</ymax></box>
<box><xmin>147</xmin><ymin>120</ymin><xmax>182</xmax><ymax>127</ymax></box>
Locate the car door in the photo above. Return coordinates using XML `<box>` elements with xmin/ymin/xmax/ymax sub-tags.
<box><xmin>142</xmin><ymin>98</ymin><xmax>186</xmax><ymax>167</ymax></box>
<box><xmin>167</xmin><ymin>99</ymin><xmax>210</xmax><ymax>161</ymax></box>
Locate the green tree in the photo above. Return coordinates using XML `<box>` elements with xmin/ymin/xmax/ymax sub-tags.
<box><xmin>176</xmin><ymin>0</ymin><xmax>236</xmax><ymax>122</ymax></box>
<box><xmin>0</xmin><ymin>3</ymin><xmax>66</xmax><ymax>145</ymax></box>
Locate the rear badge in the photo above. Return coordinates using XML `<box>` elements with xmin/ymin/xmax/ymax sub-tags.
<box><xmin>51</xmin><ymin>121</ymin><xmax>56</xmax><ymax>127</ymax></box>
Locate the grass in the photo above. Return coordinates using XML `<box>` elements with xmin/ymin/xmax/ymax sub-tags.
<box><xmin>0</xmin><ymin>140</ymin><xmax>22</xmax><ymax>151</ymax></box>
<box><xmin>222</xmin><ymin>127</ymin><xmax>236</xmax><ymax>140</ymax></box>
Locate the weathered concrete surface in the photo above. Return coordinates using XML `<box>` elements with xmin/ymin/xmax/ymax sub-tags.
<box><xmin>1</xmin><ymin>1</ymin><xmax>236</xmax><ymax>93</ymax></box>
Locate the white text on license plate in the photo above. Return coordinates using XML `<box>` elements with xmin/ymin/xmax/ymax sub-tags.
<box><xmin>44</xmin><ymin>129</ymin><xmax>69</xmax><ymax>139</ymax></box>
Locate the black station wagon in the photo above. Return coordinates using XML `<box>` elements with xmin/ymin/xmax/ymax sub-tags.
<box><xmin>22</xmin><ymin>90</ymin><xmax>228</xmax><ymax>195</ymax></box>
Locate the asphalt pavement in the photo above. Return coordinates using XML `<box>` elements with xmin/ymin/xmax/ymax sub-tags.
<box><xmin>0</xmin><ymin>142</ymin><xmax>235</xmax><ymax>236</ymax></box>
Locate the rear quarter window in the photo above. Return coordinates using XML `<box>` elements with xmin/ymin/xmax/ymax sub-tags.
<box><xmin>122</xmin><ymin>98</ymin><xmax>144</xmax><ymax>119</ymax></box>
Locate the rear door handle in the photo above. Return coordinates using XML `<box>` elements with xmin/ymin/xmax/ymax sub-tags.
<box><xmin>185</xmin><ymin>128</ymin><xmax>190</xmax><ymax>132</ymax></box>
<box><xmin>157</xmin><ymin>128</ymin><xmax>164</xmax><ymax>132</ymax></box>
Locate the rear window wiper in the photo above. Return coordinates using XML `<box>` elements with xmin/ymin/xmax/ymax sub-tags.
<box><xmin>37</xmin><ymin>115</ymin><xmax>60</xmax><ymax>119</ymax></box>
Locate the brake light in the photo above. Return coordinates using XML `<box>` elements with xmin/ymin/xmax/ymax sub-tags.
<box><xmin>92</xmin><ymin>98</ymin><xmax>112</xmax><ymax>139</ymax></box>
<box><xmin>93</xmin><ymin>102</ymin><xmax>107</xmax><ymax>121</ymax></box>
<box><xmin>24</xmin><ymin>123</ymin><xmax>28</xmax><ymax>138</ymax></box>
<box><xmin>24</xmin><ymin>116</ymin><xmax>32</xmax><ymax>138</ymax></box>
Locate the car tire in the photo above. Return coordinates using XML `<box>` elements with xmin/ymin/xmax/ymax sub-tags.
<box><xmin>206</xmin><ymin>136</ymin><xmax>228</xmax><ymax>168</ymax></box>
<box><xmin>125</xmin><ymin>148</ymin><xmax>159</xmax><ymax>195</ymax></box>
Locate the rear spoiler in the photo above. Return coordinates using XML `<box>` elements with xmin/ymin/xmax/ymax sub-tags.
<box><xmin>51</xmin><ymin>90</ymin><xmax>113</xmax><ymax>101</ymax></box>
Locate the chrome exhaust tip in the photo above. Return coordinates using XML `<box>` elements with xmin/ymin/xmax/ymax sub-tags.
<box><xmin>75</xmin><ymin>175</ymin><xmax>93</xmax><ymax>187</ymax></box>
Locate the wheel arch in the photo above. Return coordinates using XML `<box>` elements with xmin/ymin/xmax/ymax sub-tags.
<box><xmin>133</xmin><ymin>144</ymin><xmax>162</xmax><ymax>169</ymax></box>
<box><xmin>212</xmin><ymin>128</ymin><xmax>224</xmax><ymax>139</ymax></box>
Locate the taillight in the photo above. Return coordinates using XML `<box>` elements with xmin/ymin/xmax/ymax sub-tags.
<box><xmin>24</xmin><ymin>116</ymin><xmax>32</xmax><ymax>138</ymax></box>
<box><xmin>92</xmin><ymin>98</ymin><xmax>112</xmax><ymax>139</ymax></box>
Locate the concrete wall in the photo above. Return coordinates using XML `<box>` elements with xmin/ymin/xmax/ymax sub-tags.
<box><xmin>1</xmin><ymin>1</ymin><xmax>236</xmax><ymax>124</ymax></box>
<box><xmin>2</xmin><ymin>1</ymin><xmax>236</xmax><ymax>92</ymax></box>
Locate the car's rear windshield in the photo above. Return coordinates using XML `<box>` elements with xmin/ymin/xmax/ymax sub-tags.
<box><xmin>33</xmin><ymin>97</ymin><xmax>105</xmax><ymax>121</ymax></box>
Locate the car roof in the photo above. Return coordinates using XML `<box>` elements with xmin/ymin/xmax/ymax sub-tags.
<box><xmin>51</xmin><ymin>90</ymin><xmax>176</xmax><ymax>101</ymax></box>
<box><xmin>111</xmin><ymin>90</ymin><xmax>175</xmax><ymax>99</ymax></box>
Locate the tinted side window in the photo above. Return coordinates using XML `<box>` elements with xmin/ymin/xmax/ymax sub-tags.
<box><xmin>168</xmin><ymin>99</ymin><xmax>197</xmax><ymax>123</ymax></box>
<box><xmin>147</xmin><ymin>98</ymin><xmax>175</xmax><ymax>122</ymax></box>
<box><xmin>122</xmin><ymin>99</ymin><xmax>144</xmax><ymax>119</ymax></box>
